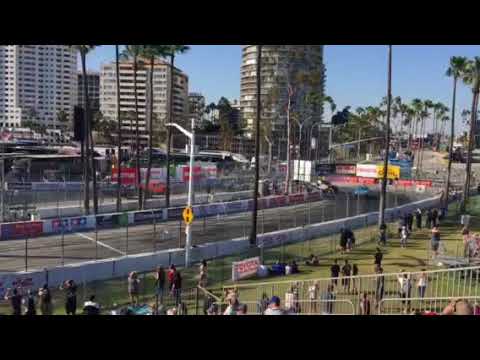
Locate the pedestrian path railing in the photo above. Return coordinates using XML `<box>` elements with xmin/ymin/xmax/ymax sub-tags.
<box><xmin>222</xmin><ymin>266</ymin><xmax>480</xmax><ymax>317</ymax></box>
<box><xmin>377</xmin><ymin>296</ymin><xmax>480</xmax><ymax>315</ymax></box>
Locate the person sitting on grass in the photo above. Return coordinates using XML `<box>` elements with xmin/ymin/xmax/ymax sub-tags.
<box><xmin>83</xmin><ymin>295</ymin><xmax>101</xmax><ymax>315</ymax></box>
<box><xmin>306</xmin><ymin>254</ymin><xmax>319</xmax><ymax>266</ymax></box>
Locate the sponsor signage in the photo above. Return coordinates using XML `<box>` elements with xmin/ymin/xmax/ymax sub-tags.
<box><xmin>232</xmin><ymin>257</ymin><xmax>261</xmax><ymax>282</ymax></box>
<box><xmin>376</xmin><ymin>164</ymin><xmax>401</xmax><ymax>180</ymax></box>
<box><xmin>167</xmin><ymin>207</ymin><xmax>184</xmax><ymax>221</ymax></box>
<box><xmin>1</xmin><ymin>221</ymin><xmax>43</xmax><ymax>240</ymax></box>
<box><xmin>112</xmin><ymin>167</ymin><xmax>137</xmax><ymax>185</ymax></box>
<box><xmin>336</xmin><ymin>164</ymin><xmax>356</xmax><ymax>175</ymax></box>
<box><xmin>315</xmin><ymin>163</ymin><xmax>335</xmax><ymax>176</ymax></box>
<box><xmin>270</xmin><ymin>196</ymin><xmax>287</xmax><ymax>208</ymax></box>
<box><xmin>288</xmin><ymin>193</ymin><xmax>305</xmax><ymax>205</ymax></box>
<box><xmin>257</xmin><ymin>232</ymin><xmax>289</xmax><ymax>249</ymax></box>
<box><xmin>356</xmin><ymin>164</ymin><xmax>378</xmax><ymax>178</ymax></box>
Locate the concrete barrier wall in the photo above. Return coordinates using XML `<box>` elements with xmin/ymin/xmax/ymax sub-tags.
<box><xmin>38</xmin><ymin>191</ymin><xmax>253</xmax><ymax>219</ymax></box>
<box><xmin>0</xmin><ymin>194</ymin><xmax>443</xmax><ymax>296</ymax></box>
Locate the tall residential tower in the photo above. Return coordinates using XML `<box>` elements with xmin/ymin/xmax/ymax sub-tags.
<box><xmin>0</xmin><ymin>45</ymin><xmax>78</xmax><ymax>129</ymax></box>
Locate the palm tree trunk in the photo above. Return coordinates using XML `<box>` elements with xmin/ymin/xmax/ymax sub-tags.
<box><xmin>165</xmin><ymin>55</ymin><xmax>175</xmax><ymax>209</ymax></box>
<box><xmin>461</xmin><ymin>91</ymin><xmax>479</xmax><ymax>212</ymax></box>
<box><xmin>90</xmin><ymin>128</ymin><xmax>98</xmax><ymax>214</ymax></box>
<box><xmin>250</xmin><ymin>45</ymin><xmax>262</xmax><ymax>247</ymax></box>
<box><xmin>133</xmin><ymin>54</ymin><xmax>142</xmax><ymax>210</ymax></box>
<box><xmin>81</xmin><ymin>52</ymin><xmax>90</xmax><ymax>215</ymax></box>
<box><xmin>444</xmin><ymin>77</ymin><xmax>457</xmax><ymax>210</ymax></box>
<box><xmin>115</xmin><ymin>45</ymin><xmax>122</xmax><ymax>213</ymax></box>
<box><xmin>379</xmin><ymin>45</ymin><xmax>392</xmax><ymax>228</ymax></box>
<box><xmin>285</xmin><ymin>98</ymin><xmax>292</xmax><ymax>195</ymax></box>
<box><xmin>144</xmin><ymin>56</ymin><xmax>155</xmax><ymax>209</ymax></box>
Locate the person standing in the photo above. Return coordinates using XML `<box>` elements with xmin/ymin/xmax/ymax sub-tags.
<box><xmin>4</xmin><ymin>288</ymin><xmax>22</xmax><ymax>316</ymax></box>
<box><xmin>416</xmin><ymin>270</ymin><xmax>428</xmax><ymax>299</ymax></box>
<box><xmin>168</xmin><ymin>264</ymin><xmax>176</xmax><ymax>291</ymax></box>
<box><xmin>321</xmin><ymin>284</ymin><xmax>336</xmax><ymax>315</ymax></box>
<box><xmin>431</xmin><ymin>227</ymin><xmax>441</xmax><ymax>258</ymax></box>
<box><xmin>415</xmin><ymin>208</ymin><xmax>422</xmax><ymax>230</ymax></box>
<box><xmin>339</xmin><ymin>228</ymin><xmax>348</xmax><ymax>254</ymax></box>
<box><xmin>426</xmin><ymin>209</ymin><xmax>433</xmax><ymax>229</ymax></box>
<box><xmin>341</xmin><ymin>260</ymin><xmax>352</xmax><ymax>294</ymax></box>
<box><xmin>264</xmin><ymin>296</ymin><xmax>284</xmax><ymax>315</ymax></box>
<box><xmin>308</xmin><ymin>281</ymin><xmax>320</xmax><ymax>314</ymax></box>
<box><xmin>38</xmin><ymin>284</ymin><xmax>52</xmax><ymax>316</ymax></box>
<box><xmin>432</xmin><ymin>208</ymin><xmax>439</xmax><ymax>228</ymax></box>
<box><xmin>330</xmin><ymin>259</ymin><xmax>341</xmax><ymax>287</ymax></box>
<box><xmin>199</xmin><ymin>260</ymin><xmax>208</xmax><ymax>287</ymax></box>
<box><xmin>172</xmin><ymin>271</ymin><xmax>182</xmax><ymax>306</ymax></box>
<box><xmin>379</xmin><ymin>223</ymin><xmax>387</xmax><ymax>246</ymax></box>
<box><xmin>24</xmin><ymin>289</ymin><xmax>36</xmax><ymax>316</ymax></box>
<box><xmin>60</xmin><ymin>280</ymin><xmax>77</xmax><ymax>315</ymax></box>
<box><xmin>400</xmin><ymin>225</ymin><xmax>409</xmax><ymax>249</ymax></box>
<box><xmin>359</xmin><ymin>292</ymin><xmax>371</xmax><ymax>315</ymax></box>
<box><xmin>374</xmin><ymin>247</ymin><xmax>383</xmax><ymax>271</ymax></box>
<box><xmin>128</xmin><ymin>272</ymin><xmax>140</xmax><ymax>307</ymax></box>
<box><xmin>154</xmin><ymin>266</ymin><xmax>165</xmax><ymax>306</ymax></box>
<box><xmin>398</xmin><ymin>272</ymin><xmax>412</xmax><ymax>314</ymax></box>
<box><xmin>352</xmin><ymin>264</ymin><xmax>359</xmax><ymax>294</ymax></box>
<box><xmin>407</xmin><ymin>212</ymin><xmax>414</xmax><ymax>232</ymax></box>
<box><xmin>462</xmin><ymin>226</ymin><xmax>471</xmax><ymax>258</ymax></box>
<box><xmin>375</xmin><ymin>267</ymin><xmax>385</xmax><ymax>311</ymax></box>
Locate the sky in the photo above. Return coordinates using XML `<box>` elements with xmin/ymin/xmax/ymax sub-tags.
<box><xmin>86</xmin><ymin>45</ymin><xmax>480</xmax><ymax>135</ymax></box>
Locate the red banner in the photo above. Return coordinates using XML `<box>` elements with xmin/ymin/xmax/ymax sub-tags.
<box><xmin>395</xmin><ymin>179</ymin><xmax>432</xmax><ymax>188</ymax></box>
<box><xmin>182</xmin><ymin>166</ymin><xmax>202</xmax><ymax>182</ymax></box>
<box><xmin>112</xmin><ymin>167</ymin><xmax>137</xmax><ymax>185</ymax></box>
<box><xmin>336</xmin><ymin>165</ymin><xmax>356</xmax><ymax>175</ymax></box>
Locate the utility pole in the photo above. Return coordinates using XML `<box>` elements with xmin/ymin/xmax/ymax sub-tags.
<box><xmin>379</xmin><ymin>45</ymin><xmax>392</xmax><ymax>228</ymax></box>
<box><xmin>250</xmin><ymin>45</ymin><xmax>262</xmax><ymax>247</ymax></box>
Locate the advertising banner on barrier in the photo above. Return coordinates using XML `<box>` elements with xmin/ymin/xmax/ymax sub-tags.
<box><xmin>50</xmin><ymin>218</ymin><xmax>69</xmax><ymax>233</ymax></box>
<box><xmin>1</xmin><ymin>221</ymin><xmax>44</xmax><ymax>240</ymax></box>
<box><xmin>167</xmin><ymin>207</ymin><xmax>184</xmax><ymax>221</ymax></box>
<box><xmin>133</xmin><ymin>210</ymin><xmax>164</xmax><ymax>225</ymax></box>
<box><xmin>112</xmin><ymin>167</ymin><xmax>137</xmax><ymax>185</ymax></box>
<box><xmin>357</xmin><ymin>177</ymin><xmax>377</xmax><ymax>185</ymax></box>
<box><xmin>336</xmin><ymin>164</ymin><xmax>357</xmax><ymax>175</ymax></box>
<box><xmin>307</xmin><ymin>191</ymin><xmax>322</xmax><ymax>202</ymax></box>
<box><xmin>376</xmin><ymin>164</ymin><xmax>401</xmax><ymax>180</ymax></box>
<box><xmin>232</xmin><ymin>257</ymin><xmax>261</xmax><ymax>282</ymax></box>
<box><xmin>257</xmin><ymin>232</ymin><xmax>289</xmax><ymax>249</ymax></box>
<box><xmin>96</xmin><ymin>214</ymin><xmax>129</xmax><ymax>228</ymax></box>
<box><xmin>315</xmin><ymin>163</ymin><xmax>335</xmax><ymax>176</ymax></box>
<box><xmin>288</xmin><ymin>193</ymin><xmax>305</xmax><ymax>205</ymax></box>
<box><xmin>270</xmin><ymin>196</ymin><xmax>287</xmax><ymax>208</ymax></box>
<box><xmin>182</xmin><ymin>166</ymin><xmax>202</xmax><ymax>182</ymax></box>
<box><xmin>225</xmin><ymin>201</ymin><xmax>243</xmax><ymax>214</ymax></box>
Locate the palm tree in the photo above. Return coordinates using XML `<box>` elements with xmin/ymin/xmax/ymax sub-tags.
<box><xmin>379</xmin><ymin>45</ymin><xmax>392</xmax><ymax>229</ymax></box>
<box><xmin>121</xmin><ymin>45</ymin><xmax>144</xmax><ymax>210</ymax></box>
<box><xmin>162</xmin><ymin>45</ymin><xmax>190</xmax><ymax>209</ymax></box>
<box><xmin>250</xmin><ymin>45</ymin><xmax>262</xmax><ymax>247</ymax></box>
<box><xmin>71</xmin><ymin>45</ymin><xmax>98</xmax><ymax>214</ymax></box>
<box><xmin>460</xmin><ymin>57</ymin><xmax>480</xmax><ymax>213</ymax></box>
<box><xmin>418</xmin><ymin>99</ymin><xmax>434</xmax><ymax>172</ymax></box>
<box><xmin>141</xmin><ymin>45</ymin><xmax>170</xmax><ymax>209</ymax></box>
<box><xmin>115</xmin><ymin>45</ymin><xmax>122</xmax><ymax>213</ymax></box>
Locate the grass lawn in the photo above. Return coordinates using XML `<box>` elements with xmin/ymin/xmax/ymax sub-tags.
<box><xmin>1</xmin><ymin>196</ymin><xmax>479</xmax><ymax>315</ymax></box>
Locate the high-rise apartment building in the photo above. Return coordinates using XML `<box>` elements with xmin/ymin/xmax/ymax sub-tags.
<box><xmin>240</xmin><ymin>45</ymin><xmax>325</xmax><ymax>145</ymax></box>
<box><xmin>100</xmin><ymin>59</ymin><xmax>189</xmax><ymax>147</ymax></box>
<box><xmin>78</xmin><ymin>71</ymin><xmax>100</xmax><ymax>113</ymax></box>
<box><xmin>188</xmin><ymin>92</ymin><xmax>205</xmax><ymax>124</ymax></box>
<box><xmin>0</xmin><ymin>45</ymin><xmax>78</xmax><ymax>129</ymax></box>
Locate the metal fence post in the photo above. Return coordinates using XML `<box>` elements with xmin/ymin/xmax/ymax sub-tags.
<box><xmin>126</xmin><ymin>220</ymin><xmax>129</xmax><ymax>256</ymax></box>
<box><xmin>25</xmin><ymin>232</ymin><xmax>28</xmax><ymax>272</ymax></box>
<box><xmin>61</xmin><ymin>219</ymin><xmax>65</xmax><ymax>267</ymax></box>
<box><xmin>195</xmin><ymin>287</ymin><xmax>199</xmax><ymax>315</ymax></box>
<box><xmin>153</xmin><ymin>210</ymin><xmax>157</xmax><ymax>253</ymax></box>
<box><xmin>95</xmin><ymin>216</ymin><xmax>98</xmax><ymax>261</ymax></box>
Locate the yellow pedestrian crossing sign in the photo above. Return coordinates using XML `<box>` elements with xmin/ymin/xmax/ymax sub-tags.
<box><xmin>183</xmin><ymin>207</ymin><xmax>194</xmax><ymax>225</ymax></box>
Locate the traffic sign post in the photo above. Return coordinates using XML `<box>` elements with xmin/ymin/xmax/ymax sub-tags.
<box><xmin>183</xmin><ymin>207</ymin><xmax>194</xmax><ymax>225</ymax></box>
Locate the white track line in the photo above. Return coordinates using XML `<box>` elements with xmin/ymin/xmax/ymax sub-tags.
<box><xmin>76</xmin><ymin>233</ymin><xmax>126</xmax><ymax>256</ymax></box>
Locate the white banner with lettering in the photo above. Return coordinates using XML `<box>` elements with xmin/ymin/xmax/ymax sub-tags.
<box><xmin>232</xmin><ymin>257</ymin><xmax>261</xmax><ymax>282</ymax></box>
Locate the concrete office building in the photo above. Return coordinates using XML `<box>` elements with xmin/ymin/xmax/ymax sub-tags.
<box><xmin>100</xmin><ymin>59</ymin><xmax>189</xmax><ymax>147</ymax></box>
<box><xmin>0</xmin><ymin>45</ymin><xmax>78</xmax><ymax>129</ymax></box>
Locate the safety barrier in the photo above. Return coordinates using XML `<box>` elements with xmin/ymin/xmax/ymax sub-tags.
<box><xmin>377</xmin><ymin>296</ymin><xmax>480</xmax><ymax>315</ymax></box>
<box><xmin>0</xmin><ymin>194</ymin><xmax>444</xmax><ymax>297</ymax></box>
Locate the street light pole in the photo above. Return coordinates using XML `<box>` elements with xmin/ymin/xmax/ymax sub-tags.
<box><xmin>166</xmin><ymin>120</ymin><xmax>195</xmax><ymax>267</ymax></box>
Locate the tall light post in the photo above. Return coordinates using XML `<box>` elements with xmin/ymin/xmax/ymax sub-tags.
<box><xmin>165</xmin><ymin>118</ymin><xmax>195</xmax><ymax>267</ymax></box>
